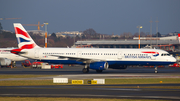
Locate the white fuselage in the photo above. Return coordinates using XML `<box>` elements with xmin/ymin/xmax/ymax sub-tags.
<box><xmin>0</xmin><ymin>48</ymin><xmax>27</xmax><ymax>61</ymax></box>
<box><xmin>19</xmin><ymin>48</ymin><xmax>176</xmax><ymax>66</ymax></box>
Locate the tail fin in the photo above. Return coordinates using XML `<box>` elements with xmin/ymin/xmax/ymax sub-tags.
<box><xmin>178</xmin><ymin>33</ymin><xmax>180</xmax><ymax>43</ymax></box>
<box><xmin>13</xmin><ymin>23</ymin><xmax>40</xmax><ymax>49</ymax></box>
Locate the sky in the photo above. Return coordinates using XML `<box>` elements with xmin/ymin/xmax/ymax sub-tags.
<box><xmin>0</xmin><ymin>0</ymin><xmax>180</xmax><ymax>35</ymax></box>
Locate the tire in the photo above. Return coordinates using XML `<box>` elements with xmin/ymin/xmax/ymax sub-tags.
<box><xmin>82</xmin><ymin>68</ymin><xmax>89</xmax><ymax>73</ymax></box>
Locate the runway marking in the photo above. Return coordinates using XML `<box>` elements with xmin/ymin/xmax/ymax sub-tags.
<box><xmin>0</xmin><ymin>73</ymin><xmax>180</xmax><ymax>81</ymax></box>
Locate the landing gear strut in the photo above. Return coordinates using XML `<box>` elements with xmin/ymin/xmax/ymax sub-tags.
<box><xmin>11</xmin><ymin>61</ymin><xmax>16</xmax><ymax>68</ymax></box>
<box><xmin>82</xmin><ymin>65</ymin><xmax>89</xmax><ymax>73</ymax></box>
<box><xmin>154</xmin><ymin>66</ymin><xmax>158</xmax><ymax>73</ymax></box>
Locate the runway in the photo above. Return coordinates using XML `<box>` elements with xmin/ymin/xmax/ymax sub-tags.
<box><xmin>1</xmin><ymin>63</ymin><xmax>180</xmax><ymax>74</ymax></box>
<box><xmin>0</xmin><ymin>64</ymin><xmax>180</xmax><ymax>100</ymax></box>
<box><xmin>0</xmin><ymin>84</ymin><xmax>180</xmax><ymax>100</ymax></box>
<box><xmin>0</xmin><ymin>64</ymin><xmax>180</xmax><ymax>79</ymax></box>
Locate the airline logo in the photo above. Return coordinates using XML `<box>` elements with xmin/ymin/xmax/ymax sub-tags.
<box><xmin>11</xmin><ymin>23</ymin><xmax>38</xmax><ymax>54</ymax></box>
<box><xmin>0</xmin><ymin>50</ymin><xmax>10</xmax><ymax>53</ymax></box>
<box><xmin>15</xmin><ymin>27</ymin><xmax>31</xmax><ymax>38</ymax></box>
<box><xmin>124</xmin><ymin>51</ymin><xmax>159</xmax><ymax>59</ymax></box>
<box><xmin>124</xmin><ymin>54</ymin><xmax>151</xmax><ymax>59</ymax></box>
<box><xmin>14</xmin><ymin>23</ymin><xmax>36</xmax><ymax>50</ymax></box>
<box><xmin>19</xmin><ymin>37</ymin><xmax>30</xmax><ymax>43</ymax></box>
<box><xmin>142</xmin><ymin>51</ymin><xmax>159</xmax><ymax>57</ymax></box>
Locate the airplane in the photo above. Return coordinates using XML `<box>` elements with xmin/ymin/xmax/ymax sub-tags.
<box><xmin>11</xmin><ymin>23</ymin><xmax>176</xmax><ymax>73</ymax></box>
<box><xmin>0</xmin><ymin>48</ymin><xmax>27</xmax><ymax>68</ymax></box>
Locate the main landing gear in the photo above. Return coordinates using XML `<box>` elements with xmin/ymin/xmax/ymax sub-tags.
<box><xmin>82</xmin><ymin>65</ymin><xmax>104</xmax><ymax>73</ymax></box>
<box><xmin>11</xmin><ymin>61</ymin><xmax>16</xmax><ymax>68</ymax></box>
<box><xmin>82</xmin><ymin>65</ymin><xmax>89</xmax><ymax>73</ymax></box>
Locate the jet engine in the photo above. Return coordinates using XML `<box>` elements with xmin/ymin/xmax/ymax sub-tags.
<box><xmin>89</xmin><ymin>62</ymin><xmax>109</xmax><ymax>70</ymax></box>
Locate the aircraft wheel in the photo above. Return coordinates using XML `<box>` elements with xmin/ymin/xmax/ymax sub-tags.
<box><xmin>82</xmin><ymin>68</ymin><xmax>89</xmax><ymax>73</ymax></box>
<box><xmin>154</xmin><ymin>66</ymin><xmax>158</xmax><ymax>73</ymax></box>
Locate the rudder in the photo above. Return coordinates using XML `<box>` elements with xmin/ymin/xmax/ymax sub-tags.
<box><xmin>13</xmin><ymin>23</ymin><xmax>40</xmax><ymax>49</ymax></box>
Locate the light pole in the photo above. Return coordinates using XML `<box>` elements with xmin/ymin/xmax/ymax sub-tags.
<box><xmin>155</xmin><ymin>17</ymin><xmax>159</xmax><ymax>46</ymax></box>
<box><xmin>150</xmin><ymin>18</ymin><xmax>153</xmax><ymax>47</ymax></box>
<box><xmin>44</xmin><ymin>22</ymin><xmax>48</xmax><ymax>48</ymax></box>
<box><xmin>137</xmin><ymin>25</ymin><xmax>143</xmax><ymax>49</ymax></box>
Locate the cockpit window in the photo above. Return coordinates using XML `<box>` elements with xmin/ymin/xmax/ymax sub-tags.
<box><xmin>161</xmin><ymin>53</ymin><xmax>170</xmax><ymax>56</ymax></box>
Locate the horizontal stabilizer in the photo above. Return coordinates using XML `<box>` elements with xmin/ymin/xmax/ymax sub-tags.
<box><xmin>11</xmin><ymin>49</ymin><xmax>26</xmax><ymax>54</ymax></box>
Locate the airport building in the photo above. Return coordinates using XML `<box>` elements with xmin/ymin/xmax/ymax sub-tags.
<box><xmin>27</xmin><ymin>30</ymin><xmax>45</xmax><ymax>36</ymax></box>
<box><xmin>56</xmin><ymin>31</ymin><xmax>83</xmax><ymax>38</ymax></box>
<box><xmin>74</xmin><ymin>35</ymin><xmax>180</xmax><ymax>53</ymax></box>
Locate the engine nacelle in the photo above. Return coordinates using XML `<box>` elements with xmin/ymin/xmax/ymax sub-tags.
<box><xmin>109</xmin><ymin>64</ymin><xmax>127</xmax><ymax>69</ymax></box>
<box><xmin>0</xmin><ymin>58</ymin><xmax>12</xmax><ymax>66</ymax></box>
<box><xmin>89</xmin><ymin>62</ymin><xmax>109</xmax><ymax>70</ymax></box>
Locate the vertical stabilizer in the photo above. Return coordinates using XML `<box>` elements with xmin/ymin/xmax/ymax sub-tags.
<box><xmin>178</xmin><ymin>33</ymin><xmax>180</xmax><ymax>43</ymax></box>
<box><xmin>13</xmin><ymin>23</ymin><xmax>40</xmax><ymax>49</ymax></box>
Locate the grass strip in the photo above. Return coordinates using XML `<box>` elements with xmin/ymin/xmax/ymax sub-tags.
<box><xmin>0</xmin><ymin>75</ymin><xmax>57</xmax><ymax>79</ymax></box>
<box><xmin>106</xmin><ymin>78</ymin><xmax>180</xmax><ymax>84</ymax></box>
<box><xmin>0</xmin><ymin>78</ymin><xmax>180</xmax><ymax>86</ymax></box>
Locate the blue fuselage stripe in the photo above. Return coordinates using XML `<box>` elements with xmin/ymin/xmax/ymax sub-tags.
<box><xmin>39</xmin><ymin>59</ymin><xmax>174</xmax><ymax>66</ymax></box>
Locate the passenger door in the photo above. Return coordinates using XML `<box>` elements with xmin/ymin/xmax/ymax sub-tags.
<box><xmin>77</xmin><ymin>51</ymin><xmax>82</xmax><ymax>57</ymax></box>
<box><xmin>151</xmin><ymin>51</ymin><xmax>157</xmax><ymax>60</ymax></box>
<box><xmin>117</xmin><ymin>51</ymin><xmax>122</xmax><ymax>59</ymax></box>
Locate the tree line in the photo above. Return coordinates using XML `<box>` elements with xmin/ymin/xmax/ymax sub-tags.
<box><xmin>0</xmin><ymin>22</ymin><xmax>164</xmax><ymax>48</ymax></box>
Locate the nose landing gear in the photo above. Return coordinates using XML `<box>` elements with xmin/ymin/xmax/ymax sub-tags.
<box><xmin>154</xmin><ymin>66</ymin><xmax>158</xmax><ymax>73</ymax></box>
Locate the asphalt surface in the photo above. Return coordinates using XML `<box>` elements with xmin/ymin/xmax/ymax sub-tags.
<box><xmin>0</xmin><ymin>84</ymin><xmax>180</xmax><ymax>100</ymax></box>
<box><xmin>1</xmin><ymin>63</ymin><xmax>180</xmax><ymax>74</ymax></box>
<box><xmin>0</xmin><ymin>64</ymin><xmax>180</xmax><ymax>100</ymax></box>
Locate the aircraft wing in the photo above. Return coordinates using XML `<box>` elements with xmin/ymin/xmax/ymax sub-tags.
<box><xmin>49</xmin><ymin>55</ymin><xmax>105</xmax><ymax>64</ymax></box>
